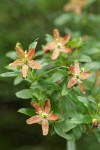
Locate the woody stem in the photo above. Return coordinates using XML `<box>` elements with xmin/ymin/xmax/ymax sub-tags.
<box><xmin>67</xmin><ymin>140</ymin><xmax>76</xmax><ymax>150</ymax></box>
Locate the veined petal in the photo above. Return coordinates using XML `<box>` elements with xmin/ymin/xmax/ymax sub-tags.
<box><xmin>22</xmin><ymin>64</ymin><xmax>28</xmax><ymax>78</ymax></box>
<box><xmin>53</xmin><ymin>29</ymin><xmax>60</xmax><ymax>41</ymax></box>
<box><xmin>27</xmin><ymin>48</ymin><xmax>35</xmax><ymax>60</ymax></box>
<box><xmin>31</xmin><ymin>101</ymin><xmax>42</xmax><ymax>112</ymax></box>
<box><xmin>15</xmin><ymin>45</ymin><xmax>24</xmax><ymax>59</ymax></box>
<box><xmin>60</xmin><ymin>47</ymin><xmax>71</xmax><ymax>53</ymax></box>
<box><xmin>64</xmin><ymin>3</ymin><xmax>74</xmax><ymax>11</ymax></box>
<box><xmin>9</xmin><ymin>60</ymin><xmax>23</xmax><ymax>67</ymax></box>
<box><xmin>78</xmin><ymin>81</ymin><xmax>86</xmax><ymax>94</ymax></box>
<box><xmin>51</xmin><ymin>49</ymin><xmax>60</xmax><ymax>60</ymax></box>
<box><xmin>44</xmin><ymin>99</ymin><xmax>51</xmax><ymax>114</ymax></box>
<box><xmin>42</xmin><ymin>119</ymin><xmax>49</xmax><ymax>136</ymax></box>
<box><xmin>75</xmin><ymin>6</ymin><xmax>81</xmax><ymax>15</ymax></box>
<box><xmin>62</xmin><ymin>34</ymin><xmax>71</xmax><ymax>45</ymax></box>
<box><xmin>80</xmin><ymin>72</ymin><xmax>91</xmax><ymax>80</ymax></box>
<box><xmin>67</xmin><ymin>77</ymin><xmax>77</xmax><ymax>88</ymax></box>
<box><xmin>28</xmin><ymin>60</ymin><xmax>42</xmax><ymax>69</ymax></box>
<box><xmin>26</xmin><ymin>115</ymin><xmax>42</xmax><ymax>125</ymax></box>
<box><xmin>43</xmin><ymin>42</ymin><xmax>55</xmax><ymax>53</ymax></box>
<box><xmin>70</xmin><ymin>64</ymin><xmax>75</xmax><ymax>76</ymax></box>
<box><xmin>74</xmin><ymin>60</ymin><xmax>81</xmax><ymax>75</ymax></box>
<box><xmin>48</xmin><ymin>114</ymin><xmax>58</xmax><ymax>121</ymax></box>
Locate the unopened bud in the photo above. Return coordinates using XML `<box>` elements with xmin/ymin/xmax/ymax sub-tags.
<box><xmin>92</xmin><ymin>118</ymin><xmax>98</xmax><ymax>128</ymax></box>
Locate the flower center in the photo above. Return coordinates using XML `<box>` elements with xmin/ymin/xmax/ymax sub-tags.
<box><xmin>39</xmin><ymin>111</ymin><xmax>48</xmax><ymax>119</ymax></box>
<box><xmin>23</xmin><ymin>51</ymin><xmax>28</xmax><ymax>64</ymax></box>
<box><xmin>57</xmin><ymin>42</ymin><xmax>62</xmax><ymax>49</ymax></box>
<box><xmin>75</xmin><ymin>74</ymin><xmax>80</xmax><ymax>79</ymax></box>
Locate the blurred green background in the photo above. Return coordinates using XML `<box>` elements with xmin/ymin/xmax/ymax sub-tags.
<box><xmin>0</xmin><ymin>0</ymin><xmax>100</xmax><ymax>150</ymax></box>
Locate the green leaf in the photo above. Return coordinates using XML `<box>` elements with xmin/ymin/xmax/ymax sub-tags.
<box><xmin>70</xmin><ymin>114</ymin><xmax>91</xmax><ymax>124</ymax></box>
<box><xmin>6</xmin><ymin>51</ymin><xmax>17</xmax><ymax>60</ymax></box>
<box><xmin>63</xmin><ymin>120</ymin><xmax>77</xmax><ymax>132</ymax></box>
<box><xmin>84</xmin><ymin>62</ymin><xmax>100</xmax><ymax>70</ymax></box>
<box><xmin>18</xmin><ymin>108</ymin><xmax>36</xmax><ymax>116</ymax></box>
<box><xmin>16</xmin><ymin>89</ymin><xmax>32</xmax><ymax>99</ymax></box>
<box><xmin>61</xmin><ymin>84</ymin><xmax>68</xmax><ymax>96</ymax></box>
<box><xmin>67</xmin><ymin>39</ymin><xmax>83</xmax><ymax>48</ymax></box>
<box><xmin>55</xmin><ymin>14</ymin><xmax>71</xmax><ymax>26</ymax></box>
<box><xmin>14</xmin><ymin>76</ymin><xmax>23</xmax><ymax>85</ymax></box>
<box><xmin>76</xmin><ymin>55</ymin><xmax>92</xmax><ymax>62</ymax></box>
<box><xmin>54</xmin><ymin>124</ymin><xmax>75</xmax><ymax>140</ymax></box>
<box><xmin>38</xmin><ymin>80</ymin><xmax>60</xmax><ymax>91</ymax></box>
<box><xmin>28</xmin><ymin>39</ymin><xmax>38</xmax><ymax>49</ymax></box>
<box><xmin>0</xmin><ymin>72</ymin><xmax>19</xmax><ymax>77</ymax></box>
<box><xmin>45</xmin><ymin>34</ymin><xmax>53</xmax><ymax>42</ymax></box>
<box><xmin>48</xmin><ymin>71</ymin><xmax>65</xmax><ymax>82</ymax></box>
<box><xmin>83</xmin><ymin>48</ymin><xmax>100</xmax><ymax>55</ymax></box>
<box><xmin>77</xmin><ymin>96</ymin><xmax>89</xmax><ymax>108</ymax></box>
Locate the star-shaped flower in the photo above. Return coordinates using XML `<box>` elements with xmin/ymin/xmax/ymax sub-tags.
<box><xmin>26</xmin><ymin>99</ymin><xmax>58</xmax><ymax>136</ymax></box>
<box><xmin>9</xmin><ymin>43</ymin><xmax>42</xmax><ymax>78</ymax></box>
<box><xmin>67</xmin><ymin>60</ymin><xmax>91</xmax><ymax>94</ymax></box>
<box><xmin>64</xmin><ymin>0</ymin><xmax>86</xmax><ymax>15</ymax></box>
<box><xmin>43</xmin><ymin>29</ymin><xmax>71</xmax><ymax>60</ymax></box>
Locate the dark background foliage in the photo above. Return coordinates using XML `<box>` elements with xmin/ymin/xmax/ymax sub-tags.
<box><xmin>0</xmin><ymin>0</ymin><xmax>100</xmax><ymax>150</ymax></box>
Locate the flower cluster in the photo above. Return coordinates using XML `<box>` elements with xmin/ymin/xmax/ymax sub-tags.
<box><xmin>3</xmin><ymin>28</ymin><xmax>98</xmax><ymax>138</ymax></box>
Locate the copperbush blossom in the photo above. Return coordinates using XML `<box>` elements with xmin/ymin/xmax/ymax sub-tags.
<box><xmin>9</xmin><ymin>43</ymin><xmax>42</xmax><ymax>78</ymax></box>
<box><xmin>64</xmin><ymin>0</ymin><xmax>86</xmax><ymax>15</ymax></box>
<box><xmin>43</xmin><ymin>29</ymin><xmax>71</xmax><ymax>60</ymax></box>
<box><xmin>67</xmin><ymin>60</ymin><xmax>91</xmax><ymax>94</ymax></box>
<box><xmin>26</xmin><ymin>99</ymin><xmax>58</xmax><ymax>136</ymax></box>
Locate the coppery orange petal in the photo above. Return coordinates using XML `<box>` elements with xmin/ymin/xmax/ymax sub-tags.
<box><xmin>64</xmin><ymin>3</ymin><xmax>74</xmax><ymax>11</ymax></box>
<box><xmin>60</xmin><ymin>47</ymin><xmax>71</xmax><ymax>53</ymax></box>
<box><xmin>9</xmin><ymin>59</ymin><xmax>23</xmax><ymax>67</ymax></box>
<box><xmin>28</xmin><ymin>60</ymin><xmax>42</xmax><ymax>69</ymax></box>
<box><xmin>80</xmin><ymin>72</ymin><xmax>91</xmax><ymax>80</ymax></box>
<box><xmin>74</xmin><ymin>60</ymin><xmax>81</xmax><ymax>75</ymax></box>
<box><xmin>75</xmin><ymin>6</ymin><xmax>81</xmax><ymax>14</ymax></box>
<box><xmin>44</xmin><ymin>99</ymin><xmax>51</xmax><ymax>114</ymax></box>
<box><xmin>70</xmin><ymin>64</ymin><xmax>75</xmax><ymax>76</ymax></box>
<box><xmin>62</xmin><ymin>34</ymin><xmax>71</xmax><ymax>45</ymax></box>
<box><xmin>48</xmin><ymin>114</ymin><xmax>58</xmax><ymax>121</ymax></box>
<box><xmin>53</xmin><ymin>29</ymin><xmax>60</xmax><ymax>41</ymax></box>
<box><xmin>42</xmin><ymin>119</ymin><xmax>49</xmax><ymax>136</ymax></box>
<box><xmin>78</xmin><ymin>81</ymin><xmax>86</xmax><ymax>94</ymax></box>
<box><xmin>22</xmin><ymin>64</ymin><xmax>28</xmax><ymax>78</ymax></box>
<box><xmin>67</xmin><ymin>77</ymin><xmax>77</xmax><ymax>88</ymax></box>
<box><xmin>15</xmin><ymin>45</ymin><xmax>24</xmax><ymax>59</ymax></box>
<box><xmin>31</xmin><ymin>101</ymin><xmax>42</xmax><ymax>112</ymax></box>
<box><xmin>27</xmin><ymin>48</ymin><xmax>35</xmax><ymax>60</ymax></box>
<box><xmin>51</xmin><ymin>49</ymin><xmax>60</xmax><ymax>60</ymax></box>
<box><xmin>43</xmin><ymin>42</ymin><xmax>55</xmax><ymax>53</ymax></box>
<box><xmin>26</xmin><ymin>115</ymin><xmax>42</xmax><ymax>125</ymax></box>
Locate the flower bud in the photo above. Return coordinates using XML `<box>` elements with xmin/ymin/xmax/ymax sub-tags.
<box><xmin>92</xmin><ymin>118</ymin><xmax>98</xmax><ymax>128</ymax></box>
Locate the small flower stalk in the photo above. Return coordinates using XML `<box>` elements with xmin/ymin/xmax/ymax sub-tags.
<box><xmin>92</xmin><ymin>118</ymin><xmax>98</xmax><ymax>128</ymax></box>
<box><xmin>9</xmin><ymin>43</ymin><xmax>42</xmax><ymax>78</ymax></box>
<box><xmin>26</xmin><ymin>99</ymin><xmax>58</xmax><ymax>136</ymax></box>
<box><xmin>67</xmin><ymin>60</ymin><xmax>91</xmax><ymax>94</ymax></box>
<box><xmin>43</xmin><ymin>29</ymin><xmax>71</xmax><ymax>60</ymax></box>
